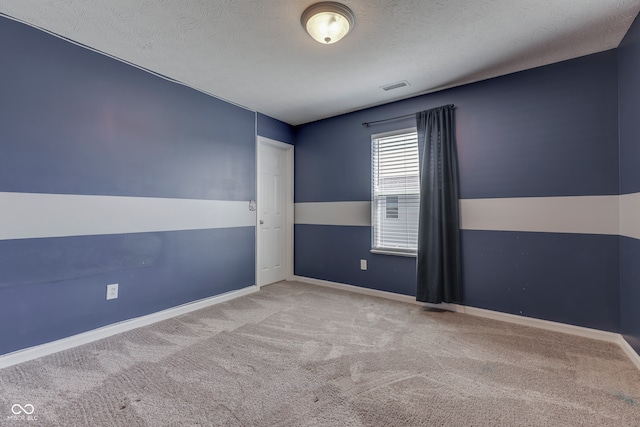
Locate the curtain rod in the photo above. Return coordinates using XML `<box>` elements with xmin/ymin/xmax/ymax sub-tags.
<box><xmin>361</xmin><ymin>104</ymin><xmax>455</xmax><ymax>127</ymax></box>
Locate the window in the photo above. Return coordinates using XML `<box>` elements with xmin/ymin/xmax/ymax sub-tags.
<box><xmin>371</xmin><ymin>128</ymin><xmax>419</xmax><ymax>256</ymax></box>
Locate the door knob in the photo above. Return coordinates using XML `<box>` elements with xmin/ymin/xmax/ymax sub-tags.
<box><xmin>260</xmin><ymin>220</ymin><xmax>264</xmax><ymax>224</ymax></box>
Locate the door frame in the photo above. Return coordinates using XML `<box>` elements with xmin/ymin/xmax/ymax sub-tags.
<box><xmin>256</xmin><ymin>136</ymin><xmax>294</xmax><ymax>288</ymax></box>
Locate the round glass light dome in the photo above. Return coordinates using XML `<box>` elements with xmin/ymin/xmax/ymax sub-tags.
<box><xmin>301</xmin><ymin>2</ymin><xmax>355</xmax><ymax>45</ymax></box>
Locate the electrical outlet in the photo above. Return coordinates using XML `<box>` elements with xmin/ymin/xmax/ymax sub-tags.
<box><xmin>106</xmin><ymin>283</ymin><xmax>119</xmax><ymax>300</ymax></box>
<box><xmin>360</xmin><ymin>259</ymin><xmax>367</xmax><ymax>270</ymax></box>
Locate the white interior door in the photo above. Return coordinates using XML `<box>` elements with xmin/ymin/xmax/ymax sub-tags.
<box><xmin>257</xmin><ymin>138</ymin><xmax>292</xmax><ymax>287</ymax></box>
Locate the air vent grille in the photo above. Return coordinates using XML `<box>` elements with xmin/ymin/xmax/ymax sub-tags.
<box><xmin>381</xmin><ymin>80</ymin><xmax>410</xmax><ymax>91</ymax></box>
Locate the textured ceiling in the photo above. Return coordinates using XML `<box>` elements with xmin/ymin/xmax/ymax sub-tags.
<box><xmin>1</xmin><ymin>1</ymin><xmax>640</xmax><ymax>125</ymax></box>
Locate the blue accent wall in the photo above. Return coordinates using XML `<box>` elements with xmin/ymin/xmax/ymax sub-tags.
<box><xmin>0</xmin><ymin>229</ymin><xmax>254</xmax><ymax>355</ymax></box>
<box><xmin>294</xmin><ymin>225</ymin><xmax>417</xmax><ymax>296</ymax></box>
<box><xmin>462</xmin><ymin>231</ymin><xmax>619</xmax><ymax>332</ymax></box>
<box><xmin>619</xmin><ymin>14</ymin><xmax>640</xmax><ymax>196</ymax></box>
<box><xmin>620</xmin><ymin>237</ymin><xmax>640</xmax><ymax>353</ymax></box>
<box><xmin>294</xmin><ymin>50</ymin><xmax>620</xmax><ymax>332</ymax></box>
<box><xmin>0</xmin><ymin>16</ymin><xmax>258</xmax><ymax>355</ymax></box>
<box><xmin>618</xmin><ymin>13</ymin><xmax>640</xmax><ymax>354</ymax></box>
<box><xmin>257</xmin><ymin>113</ymin><xmax>295</xmax><ymax>145</ymax></box>
<box><xmin>296</xmin><ymin>51</ymin><xmax>619</xmax><ymax>203</ymax></box>
<box><xmin>0</xmin><ymin>17</ymin><xmax>255</xmax><ymax>201</ymax></box>
<box><xmin>296</xmin><ymin>113</ymin><xmax>377</xmax><ymax>202</ymax></box>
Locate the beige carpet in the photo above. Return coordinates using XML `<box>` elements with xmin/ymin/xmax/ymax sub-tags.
<box><xmin>1</xmin><ymin>281</ymin><xmax>639</xmax><ymax>426</ymax></box>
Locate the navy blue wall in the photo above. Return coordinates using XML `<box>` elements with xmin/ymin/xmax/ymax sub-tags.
<box><xmin>618</xmin><ymin>13</ymin><xmax>640</xmax><ymax>353</ymax></box>
<box><xmin>296</xmin><ymin>51</ymin><xmax>618</xmax><ymax>202</ymax></box>
<box><xmin>0</xmin><ymin>19</ymin><xmax>255</xmax><ymax>200</ymax></box>
<box><xmin>619</xmin><ymin>14</ymin><xmax>640</xmax><ymax>196</ymax></box>
<box><xmin>463</xmin><ymin>231</ymin><xmax>619</xmax><ymax>332</ymax></box>
<box><xmin>295</xmin><ymin>50</ymin><xmax>620</xmax><ymax>331</ymax></box>
<box><xmin>257</xmin><ymin>112</ymin><xmax>295</xmax><ymax>145</ymax></box>
<box><xmin>620</xmin><ymin>237</ymin><xmax>640</xmax><ymax>353</ymax></box>
<box><xmin>295</xmin><ymin>225</ymin><xmax>417</xmax><ymax>297</ymax></box>
<box><xmin>0</xmin><ymin>229</ymin><xmax>254</xmax><ymax>354</ymax></box>
<box><xmin>0</xmin><ymin>16</ymin><xmax>260</xmax><ymax>355</ymax></box>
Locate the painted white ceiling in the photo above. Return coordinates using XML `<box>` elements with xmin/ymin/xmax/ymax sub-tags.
<box><xmin>1</xmin><ymin>1</ymin><xmax>639</xmax><ymax>125</ymax></box>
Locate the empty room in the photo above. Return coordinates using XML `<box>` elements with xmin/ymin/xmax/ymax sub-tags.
<box><xmin>1</xmin><ymin>1</ymin><xmax>640</xmax><ymax>425</ymax></box>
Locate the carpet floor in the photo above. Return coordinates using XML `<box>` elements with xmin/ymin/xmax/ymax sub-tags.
<box><xmin>1</xmin><ymin>281</ymin><xmax>639</xmax><ymax>426</ymax></box>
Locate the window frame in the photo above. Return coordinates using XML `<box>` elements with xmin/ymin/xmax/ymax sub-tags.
<box><xmin>370</xmin><ymin>127</ymin><xmax>419</xmax><ymax>258</ymax></box>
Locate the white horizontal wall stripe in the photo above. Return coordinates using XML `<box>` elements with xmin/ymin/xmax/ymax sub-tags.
<box><xmin>620</xmin><ymin>192</ymin><xmax>640</xmax><ymax>240</ymax></box>
<box><xmin>0</xmin><ymin>192</ymin><xmax>255</xmax><ymax>241</ymax></box>
<box><xmin>295</xmin><ymin>201</ymin><xmax>371</xmax><ymax>226</ymax></box>
<box><xmin>295</xmin><ymin>196</ymin><xmax>622</xmax><ymax>236</ymax></box>
<box><xmin>460</xmin><ymin>196</ymin><xmax>619</xmax><ymax>235</ymax></box>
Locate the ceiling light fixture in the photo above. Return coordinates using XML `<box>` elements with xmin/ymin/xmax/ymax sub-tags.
<box><xmin>301</xmin><ymin>2</ymin><xmax>355</xmax><ymax>45</ymax></box>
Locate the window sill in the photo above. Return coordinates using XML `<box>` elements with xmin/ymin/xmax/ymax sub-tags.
<box><xmin>370</xmin><ymin>249</ymin><xmax>417</xmax><ymax>258</ymax></box>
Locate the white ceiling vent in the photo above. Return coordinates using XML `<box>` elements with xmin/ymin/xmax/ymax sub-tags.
<box><xmin>381</xmin><ymin>80</ymin><xmax>410</xmax><ymax>91</ymax></box>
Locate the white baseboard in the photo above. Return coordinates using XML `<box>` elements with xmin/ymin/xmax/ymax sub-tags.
<box><xmin>292</xmin><ymin>275</ymin><xmax>639</xmax><ymax>370</ymax></box>
<box><xmin>462</xmin><ymin>306</ymin><xmax>619</xmax><ymax>343</ymax></box>
<box><xmin>617</xmin><ymin>335</ymin><xmax>640</xmax><ymax>372</ymax></box>
<box><xmin>292</xmin><ymin>275</ymin><xmax>463</xmax><ymax>312</ymax></box>
<box><xmin>4</xmin><ymin>278</ymin><xmax>639</xmax><ymax>373</ymax></box>
<box><xmin>0</xmin><ymin>285</ymin><xmax>259</xmax><ymax>370</ymax></box>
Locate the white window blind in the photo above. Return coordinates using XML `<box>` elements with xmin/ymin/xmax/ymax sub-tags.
<box><xmin>371</xmin><ymin>129</ymin><xmax>420</xmax><ymax>255</ymax></box>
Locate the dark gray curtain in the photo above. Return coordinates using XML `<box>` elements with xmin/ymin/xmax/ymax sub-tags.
<box><xmin>416</xmin><ymin>105</ymin><xmax>462</xmax><ymax>304</ymax></box>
